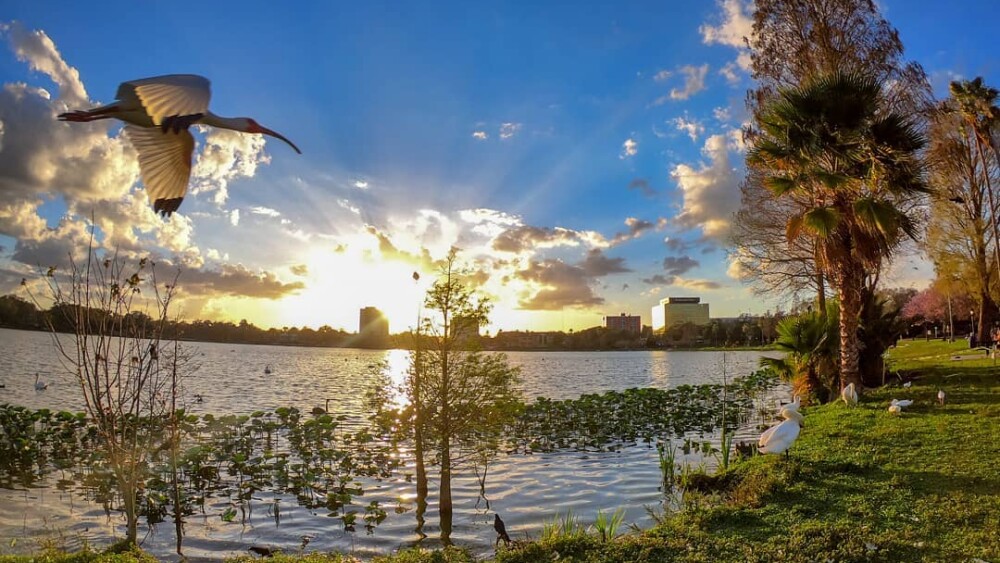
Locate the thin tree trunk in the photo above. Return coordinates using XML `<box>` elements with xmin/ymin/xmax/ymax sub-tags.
<box><xmin>838</xmin><ymin>270</ymin><xmax>863</xmax><ymax>389</ymax></box>
<box><xmin>439</xmin><ymin>434</ymin><xmax>453</xmax><ymax>544</ymax></box>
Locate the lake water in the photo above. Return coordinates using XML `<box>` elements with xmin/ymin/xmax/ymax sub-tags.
<box><xmin>0</xmin><ymin>327</ymin><xmax>784</xmax><ymax>560</ymax></box>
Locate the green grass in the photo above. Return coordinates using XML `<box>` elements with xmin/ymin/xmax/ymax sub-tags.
<box><xmin>5</xmin><ymin>340</ymin><xmax>997</xmax><ymax>562</ymax></box>
<box><xmin>494</xmin><ymin>339</ymin><xmax>1000</xmax><ymax>562</ymax></box>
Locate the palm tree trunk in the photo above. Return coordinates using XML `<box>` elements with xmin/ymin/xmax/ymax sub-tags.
<box><xmin>837</xmin><ymin>271</ymin><xmax>863</xmax><ymax>389</ymax></box>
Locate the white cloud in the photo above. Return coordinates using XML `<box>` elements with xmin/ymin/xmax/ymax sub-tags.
<box><xmin>654</xmin><ymin>64</ymin><xmax>710</xmax><ymax>105</ymax></box>
<box><xmin>719</xmin><ymin>61</ymin><xmax>741</xmax><ymax>85</ymax></box>
<box><xmin>670</xmin><ymin>134</ymin><xmax>742</xmax><ymax>241</ymax></box>
<box><xmin>620</xmin><ymin>137</ymin><xmax>638</xmax><ymax>159</ymax></box>
<box><xmin>190</xmin><ymin>128</ymin><xmax>270</xmax><ymax>206</ymax></box>
<box><xmin>230</xmin><ymin>209</ymin><xmax>240</xmax><ymax>226</ymax></box>
<box><xmin>713</xmin><ymin>107</ymin><xmax>731</xmax><ymax>122</ymax></box>
<box><xmin>499</xmin><ymin>122</ymin><xmax>522</xmax><ymax>140</ymax></box>
<box><xmin>250</xmin><ymin>206</ymin><xmax>281</xmax><ymax>217</ymax></box>
<box><xmin>673</xmin><ymin>64</ymin><xmax>709</xmax><ymax>100</ymax></box>
<box><xmin>353</xmin><ymin>179</ymin><xmax>369</xmax><ymax>189</ymax></box>
<box><xmin>653</xmin><ymin>69</ymin><xmax>672</xmax><ymax>82</ymax></box>
<box><xmin>472</xmin><ymin>130</ymin><xmax>488</xmax><ymax>140</ymax></box>
<box><xmin>700</xmin><ymin>0</ymin><xmax>754</xmax><ymax>74</ymax></box>
<box><xmin>672</xmin><ymin>115</ymin><xmax>705</xmax><ymax>142</ymax></box>
<box><xmin>726</xmin><ymin>127</ymin><xmax>747</xmax><ymax>153</ymax></box>
<box><xmin>1</xmin><ymin>21</ymin><xmax>88</xmax><ymax>105</ymax></box>
<box><xmin>338</xmin><ymin>199</ymin><xmax>361</xmax><ymax>215</ymax></box>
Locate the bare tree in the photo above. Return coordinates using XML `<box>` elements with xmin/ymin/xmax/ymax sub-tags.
<box><xmin>23</xmin><ymin>245</ymin><xmax>181</xmax><ymax>546</ymax></box>
<box><xmin>926</xmin><ymin>81</ymin><xmax>1000</xmax><ymax>341</ymax></box>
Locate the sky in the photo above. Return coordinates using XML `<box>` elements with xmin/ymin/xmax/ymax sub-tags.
<box><xmin>0</xmin><ymin>0</ymin><xmax>997</xmax><ymax>334</ymax></box>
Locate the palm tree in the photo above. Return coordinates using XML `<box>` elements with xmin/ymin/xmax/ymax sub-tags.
<box><xmin>762</xmin><ymin>305</ymin><xmax>839</xmax><ymax>402</ymax></box>
<box><xmin>748</xmin><ymin>72</ymin><xmax>927</xmax><ymax>389</ymax></box>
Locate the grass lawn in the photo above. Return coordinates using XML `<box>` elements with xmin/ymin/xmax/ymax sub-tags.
<box><xmin>494</xmin><ymin>338</ymin><xmax>1000</xmax><ymax>562</ymax></box>
<box><xmin>3</xmin><ymin>339</ymin><xmax>996</xmax><ymax>562</ymax></box>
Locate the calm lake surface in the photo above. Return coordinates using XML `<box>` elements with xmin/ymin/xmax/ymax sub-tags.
<box><xmin>0</xmin><ymin>327</ymin><xmax>784</xmax><ymax>560</ymax></box>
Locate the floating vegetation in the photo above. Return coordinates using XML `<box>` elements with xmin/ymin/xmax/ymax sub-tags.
<box><xmin>504</xmin><ymin>369</ymin><xmax>778</xmax><ymax>454</ymax></box>
<box><xmin>0</xmin><ymin>404</ymin><xmax>401</xmax><ymax>531</ymax></box>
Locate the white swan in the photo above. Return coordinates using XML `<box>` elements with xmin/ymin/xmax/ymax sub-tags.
<box><xmin>888</xmin><ymin>398</ymin><xmax>913</xmax><ymax>414</ymax></box>
<box><xmin>782</xmin><ymin>395</ymin><xmax>802</xmax><ymax>413</ymax></box>
<box><xmin>34</xmin><ymin>373</ymin><xmax>48</xmax><ymax>391</ymax></box>
<box><xmin>841</xmin><ymin>383</ymin><xmax>858</xmax><ymax>407</ymax></box>
<box><xmin>759</xmin><ymin>408</ymin><xmax>804</xmax><ymax>456</ymax></box>
<box><xmin>937</xmin><ymin>389</ymin><xmax>946</xmax><ymax>405</ymax></box>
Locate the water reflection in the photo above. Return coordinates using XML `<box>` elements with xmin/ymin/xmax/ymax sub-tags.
<box><xmin>0</xmin><ymin>328</ymin><xmax>783</xmax><ymax>560</ymax></box>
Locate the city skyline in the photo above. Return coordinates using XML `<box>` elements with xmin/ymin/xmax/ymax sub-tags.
<box><xmin>0</xmin><ymin>1</ymin><xmax>996</xmax><ymax>333</ymax></box>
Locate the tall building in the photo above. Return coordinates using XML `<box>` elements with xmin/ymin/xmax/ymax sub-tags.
<box><xmin>651</xmin><ymin>297</ymin><xmax>710</xmax><ymax>333</ymax></box>
<box><xmin>358</xmin><ymin>306</ymin><xmax>389</xmax><ymax>347</ymax></box>
<box><xmin>605</xmin><ymin>313</ymin><xmax>641</xmax><ymax>334</ymax></box>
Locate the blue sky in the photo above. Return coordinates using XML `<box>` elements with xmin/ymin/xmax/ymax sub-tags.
<box><xmin>0</xmin><ymin>0</ymin><xmax>997</xmax><ymax>332</ymax></box>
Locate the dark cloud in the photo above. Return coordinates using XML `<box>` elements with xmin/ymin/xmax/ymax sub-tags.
<box><xmin>174</xmin><ymin>263</ymin><xmax>305</xmax><ymax>299</ymax></box>
<box><xmin>493</xmin><ymin>225</ymin><xmax>584</xmax><ymax>253</ymax></box>
<box><xmin>610</xmin><ymin>217</ymin><xmax>667</xmax><ymax>246</ymax></box>
<box><xmin>579</xmin><ymin>249</ymin><xmax>631</xmax><ymax>277</ymax></box>
<box><xmin>642</xmin><ymin>274</ymin><xmax>675</xmax><ymax>285</ymax></box>
<box><xmin>628</xmin><ymin>178</ymin><xmax>657</xmax><ymax>197</ymax></box>
<box><xmin>622</xmin><ymin>283</ymin><xmax>629</xmax><ymax>290</ymax></box>
<box><xmin>662</xmin><ymin>256</ymin><xmax>699</xmax><ymax>276</ymax></box>
<box><xmin>514</xmin><ymin>259</ymin><xmax>604</xmax><ymax>310</ymax></box>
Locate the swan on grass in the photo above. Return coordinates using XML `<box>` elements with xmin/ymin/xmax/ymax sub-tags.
<box><xmin>759</xmin><ymin>408</ymin><xmax>804</xmax><ymax>457</ymax></box>
<box><xmin>888</xmin><ymin>398</ymin><xmax>913</xmax><ymax>414</ymax></box>
<box><xmin>841</xmin><ymin>383</ymin><xmax>858</xmax><ymax>407</ymax></box>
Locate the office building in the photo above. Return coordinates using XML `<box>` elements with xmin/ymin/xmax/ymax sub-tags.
<box><xmin>605</xmin><ymin>313</ymin><xmax>641</xmax><ymax>334</ymax></box>
<box><xmin>651</xmin><ymin>297</ymin><xmax>710</xmax><ymax>333</ymax></box>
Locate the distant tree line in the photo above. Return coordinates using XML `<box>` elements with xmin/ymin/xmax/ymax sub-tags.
<box><xmin>0</xmin><ymin>294</ymin><xmax>361</xmax><ymax>348</ymax></box>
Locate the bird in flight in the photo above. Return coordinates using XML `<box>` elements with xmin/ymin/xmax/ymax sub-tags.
<box><xmin>58</xmin><ymin>74</ymin><xmax>301</xmax><ymax>216</ymax></box>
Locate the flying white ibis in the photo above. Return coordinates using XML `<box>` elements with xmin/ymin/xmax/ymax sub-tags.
<box><xmin>58</xmin><ymin>74</ymin><xmax>301</xmax><ymax>216</ymax></box>
<box><xmin>841</xmin><ymin>382</ymin><xmax>858</xmax><ymax>407</ymax></box>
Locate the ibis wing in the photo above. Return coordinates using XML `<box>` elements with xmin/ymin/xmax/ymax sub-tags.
<box><xmin>118</xmin><ymin>75</ymin><xmax>211</xmax><ymax>126</ymax></box>
<box><xmin>125</xmin><ymin>126</ymin><xmax>195</xmax><ymax>215</ymax></box>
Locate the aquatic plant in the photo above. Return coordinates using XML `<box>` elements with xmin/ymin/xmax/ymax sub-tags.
<box><xmin>592</xmin><ymin>508</ymin><xmax>626</xmax><ymax>543</ymax></box>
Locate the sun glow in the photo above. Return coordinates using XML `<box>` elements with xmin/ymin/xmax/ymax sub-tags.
<box><xmin>270</xmin><ymin>240</ymin><xmax>431</xmax><ymax>332</ymax></box>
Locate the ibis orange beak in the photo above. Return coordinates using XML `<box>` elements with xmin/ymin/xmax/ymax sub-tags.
<box><xmin>260</xmin><ymin>126</ymin><xmax>302</xmax><ymax>154</ymax></box>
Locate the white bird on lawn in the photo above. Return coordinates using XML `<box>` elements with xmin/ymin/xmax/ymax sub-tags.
<box><xmin>937</xmin><ymin>389</ymin><xmax>946</xmax><ymax>405</ymax></box>
<box><xmin>34</xmin><ymin>373</ymin><xmax>48</xmax><ymax>391</ymax></box>
<box><xmin>782</xmin><ymin>395</ymin><xmax>802</xmax><ymax>413</ymax></box>
<box><xmin>58</xmin><ymin>74</ymin><xmax>301</xmax><ymax>216</ymax></box>
<box><xmin>758</xmin><ymin>408</ymin><xmax>804</xmax><ymax>457</ymax></box>
<box><xmin>888</xmin><ymin>398</ymin><xmax>913</xmax><ymax>414</ymax></box>
<box><xmin>841</xmin><ymin>382</ymin><xmax>858</xmax><ymax>407</ymax></box>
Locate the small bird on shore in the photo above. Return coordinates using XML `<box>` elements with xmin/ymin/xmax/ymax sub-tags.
<box><xmin>841</xmin><ymin>383</ymin><xmax>858</xmax><ymax>407</ymax></box>
<box><xmin>248</xmin><ymin>546</ymin><xmax>276</xmax><ymax>557</ymax></box>
<box><xmin>903</xmin><ymin>381</ymin><xmax>912</xmax><ymax>388</ymax></box>
<box><xmin>494</xmin><ymin>514</ymin><xmax>512</xmax><ymax>547</ymax></box>
<box><xmin>937</xmin><ymin>389</ymin><xmax>946</xmax><ymax>405</ymax></box>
